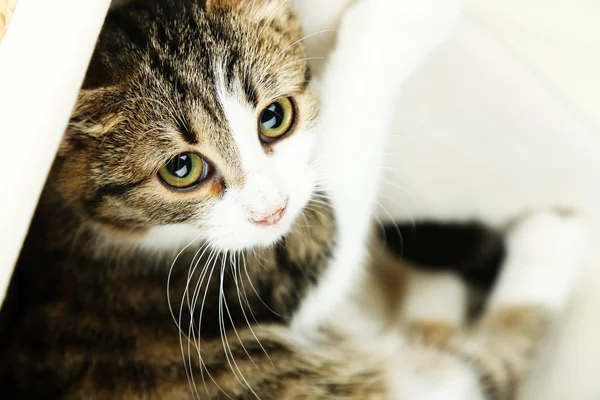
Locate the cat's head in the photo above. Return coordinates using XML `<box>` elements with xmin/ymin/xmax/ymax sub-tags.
<box><xmin>57</xmin><ymin>0</ymin><xmax>319</xmax><ymax>252</ymax></box>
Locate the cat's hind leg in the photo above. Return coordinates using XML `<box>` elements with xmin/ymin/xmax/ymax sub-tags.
<box><xmin>393</xmin><ymin>210</ymin><xmax>589</xmax><ymax>400</ymax></box>
<box><xmin>402</xmin><ymin>269</ymin><xmax>468</xmax><ymax>336</ymax></box>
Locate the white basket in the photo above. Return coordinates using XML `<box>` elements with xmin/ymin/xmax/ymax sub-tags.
<box><xmin>0</xmin><ymin>0</ymin><xmax>111</xmax><ymax>302</ymax></box>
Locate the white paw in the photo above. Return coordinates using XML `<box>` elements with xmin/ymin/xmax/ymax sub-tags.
<box><xmin>507</xmin><ymin>211</ymin><xmax>588</xmax><ymax>261</ymax></box>
<box><xmin>490</xmin><ymin>210</ymin><xmax>590</xmax><ymax>312</ymax></box>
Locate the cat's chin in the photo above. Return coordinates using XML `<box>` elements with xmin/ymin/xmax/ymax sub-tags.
<box><xmin>205</xmin><ymin>214</ymin><xmax>297</xmax><ymax>252</ymax></box>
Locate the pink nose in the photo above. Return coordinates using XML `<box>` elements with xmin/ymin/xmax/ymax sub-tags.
<box><xmin>251</xmin><ymin>205</ymin><xmax>287</xmax><ymax>226</ymax></box>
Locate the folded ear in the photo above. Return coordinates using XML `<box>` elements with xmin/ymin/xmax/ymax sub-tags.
<box><xmin>205</xmin><ymin>0</ymin><xmax>243</xmax><ymax>12</ymax></box>
<box><xmin>206</xmin><ymin>0</ymin><xmax>298</xmax><ymax>31</ymax></box>
<box><xmin>58</xmin><ymin>87</ymin><xmax>122</xmax><ymax>156</ymax></box>
<box><xmin>205</xmin><ymin>0</ymin><xmax>285</xmax><ymax>16</ymax></box>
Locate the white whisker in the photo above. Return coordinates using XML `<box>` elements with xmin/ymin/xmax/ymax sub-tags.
<box><xmin>376</xmin><ymin>199</ymin><xmax>405</xmax><ymax>254</ymax></box>
<box><xmin>236</xmin><ymin>252</ymin><xmax>274</xmax><ymax>366</ymax></box>
<box><xmin>167</xmin><ymin>234</ymin><xmax>204</xmax><ymax>331</ymax></box>
<box><xmin>195</xmin><ymin>249</ymin><xmax>233</xmax><ymax>399</ymax></box>
<box><xmin>242</xmin><ymin>256</ymin><xmax>281</xmax><ymax>317</ymax></box>
<box><xmin>274</xmin><ymin>30</ymin><xmax>335</xmax><ymax>61</ymax></box>
<box><xmin>183</xmin><ymin>245</ymin><xmax>216</xmax><ymax>400</ymax></box>
<box><xmin>218</xmin><ymin>254</ymin><xmax>264</xmax><ymax>400</ymax></box>
<box><xmin>217</xmin><ymin>251</ymin><xmax>246</xmax><ymax>388</ymax></box>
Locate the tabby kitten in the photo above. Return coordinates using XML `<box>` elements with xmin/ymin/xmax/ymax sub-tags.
<box><xmin>0</xmin><ymin>0</ymin><xmax>585</xmax><ymax>399</ymax></box>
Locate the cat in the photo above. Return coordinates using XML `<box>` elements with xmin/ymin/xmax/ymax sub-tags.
<box><xmin>0</xmin><ymin>0</ymin><xmax>587</xmax><ymax>399</ymax></box>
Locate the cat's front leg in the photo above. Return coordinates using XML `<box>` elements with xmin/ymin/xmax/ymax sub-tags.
<box><xmin>292</xmin><ymin>0</ymin><xmax>463</xmax><ymax>338</ymax></box>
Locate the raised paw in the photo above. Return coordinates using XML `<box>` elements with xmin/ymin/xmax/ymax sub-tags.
<box><xmin>490</xmin><ymin>210</ymin><xmax>590</xmax><ymax>313</ymax></box>
<box><xmin>320</xmin><ymin>0</ymin><xmax>463</xmax><ymax>116</ymax></box>
<box><xmin>506</xmin><ymin>210</ymin><xmax>588</xmax><ymax>262</ymax></box>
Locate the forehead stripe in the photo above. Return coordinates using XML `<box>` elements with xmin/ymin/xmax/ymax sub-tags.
<box><xmin>225</xmin><ymin>50</ymin><xmax>239</xmax><ymax>91</ymax></box>
<box><xmin>243</xmin><ymin>76</ymin><xmax>259</xmax><ymax>108</ymax></box>
<box><xmin>176</xmin><ymin>119</ymin><xmax>198</xmax><ymax>145</ymax></box>
<box><xmin>301</xmin><ymin>65</ymin><xmax>312</xmax><ymax>92</ymax></box>
<box><xmin>111</xmin><ymin>9</ymin><xmax>198</xmax><ymax>144</ymax></box>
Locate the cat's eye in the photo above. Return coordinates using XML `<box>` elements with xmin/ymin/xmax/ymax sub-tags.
<box><xmin>258</xmin><ymin>97</ymin><xmax>295</xmax><ymax>142</ymax></box>
<box><xmin>158</xmin><ymin>153</ymin><xmax>209</xmax><ymax>189</ymax></box>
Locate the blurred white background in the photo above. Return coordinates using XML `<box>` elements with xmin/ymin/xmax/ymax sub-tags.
<box><xmin>468</xmin><ymin>0</ymin><xmax>600</xmax><ymax>126</ymax></box>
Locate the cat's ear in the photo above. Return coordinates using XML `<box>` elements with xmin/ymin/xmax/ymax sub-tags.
<box><xmin>205</xmin><ymin>0</ymin><xmax>295</xmax><ymax>26</ymax></box>
<box><xmin>205</xmin><ymin>0</ymin><xmax>281</xmax><ymax>14</ymax></box>
<box><xmin>204</xmin><ymin>0</ymin><xmax>240</xmax><ymax>12</ymax></box>
<box><xmin>59</xmin><ymin>117</ymin><xmax>90</xmax><ymax>156</ymax></box>
<box><xmin>59</xmin><ymin>88</ymin><xmax>118</xmax><ymax>155</ymax></box>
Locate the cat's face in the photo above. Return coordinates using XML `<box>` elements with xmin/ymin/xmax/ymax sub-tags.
<box><xmin>58</xmin><ymin>0</ymin><xmax>319</xmax><ymax>251</ymax></box>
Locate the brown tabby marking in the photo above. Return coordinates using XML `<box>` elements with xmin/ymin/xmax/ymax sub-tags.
<box><xmin>404</xmin><ymin>306</ymin><xmax>548</xmax><ymax>400</ymax></box>
<box><xmin>409</xmin><ymin>321</ymin><xmax>456</xmax><ymax>347</ymax></box>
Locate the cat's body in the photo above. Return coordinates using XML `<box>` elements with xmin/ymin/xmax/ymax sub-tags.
<box><xmin>0</xmin><ymin>0</ymin><xmax>588</xmax><ymax>399</ymax></box>
<box><xmin>0</xmin><ymin>182</ymin><xmax>345</xmax><ymax>398</ymax></box>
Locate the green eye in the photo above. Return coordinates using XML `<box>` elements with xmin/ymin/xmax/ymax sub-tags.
<box><xmin>258</xmin><ymin>97</ymin><xmax>294</xmax><ymax>141</ymax></box>
<box><xmin>158</xmin><ymin>153</ymin><xmax>208</xmax><ymax>189</ymax></box>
